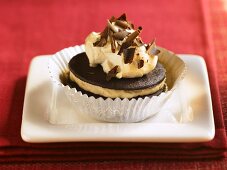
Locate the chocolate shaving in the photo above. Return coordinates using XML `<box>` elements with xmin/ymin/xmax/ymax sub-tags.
<box><xmin>118</xmin><ymin>43</ymin><xmax>129</xmax><ymax>55</ymax></box>
<box><xmin>107</xmin><ymin>20</ymin><xmax>118</xmax><ymax>33</ymax></box>
<box><xmin>93</xmin><ymin>27</ymin><xmax>109</xmax><ymax>47</ymax></box>
<box><xmin>135</xmin><ymin>37</ymin><xmax>144</xmax><ymax>46</ymax></box>
<box><xmin>146</xmin><ymin>39</ymin><xmax>156</xmax><ymax>50</ymax></box>
<box><xmin>109</xmin><ymin>16</ymin><xmax>116</xmax><ymax>23</ymax></box>
<box><xmin>146</xmin><ymin>39</ymin><xmax>161</xmax><ymax>55</ymax></box>
<box><xmin>130</xmin><ymin>23</ymin><xmax>134</xmax><ymax>29</ymax></box>
<box><xmin>131</xmin><ymin>42</ymin><xmax>138</xmax><ymax>46</ymax></box>
<box><xmin>113</xmin><ymin>31</ymin><xmax>129</xmax><ymax>40</ymax></box>
<box><xmin>138</xmin><ymin>60</ymin><xmax>144</xmax><ymax>69</ymax></box>
<box><xmin>115</xmin><ymin>20</ymin><xmax>130</xmax><ymax>29</ymax></box>
<box><xmin>118</xmin><ymin>29</ymin><xmax>140</xmax><ymax>55</ymax></box>
<box><xmin>138</xmin><ymin>26</ymin><xmax>143</xmax><ymax>31</ymax></box>
<box><xmin>136</xmin><ymin>37</ymin><xmax>143</xmax><ymax>44</ymax></box>
<box><xmin>101</xmin><ymin>26</ymin><xmax>109</xmax><ymax>37</ymax></box>
<box><xmin>126</xmin><ymin>29</ymin><xmax>141</xmax><ymax>42</ymax></box>
<box><xmin>123</xmin><ymin>48</ymin><xmax>136</xmax><ymax>64</ymax></box>
<box><xmin>93</xmin><ymin>38</ymin><xmax>106</xmax><ymax>47</ymax></box>
<box><xmin>109</xmin><ymin>31</ymin><xmax>116</xmax><ymax>53</ymax></box>
<box><xmin>106</xmin><ymin>65</ymin><xmax>119</xmax><ymax>81</ymax></box>
<box><xmin>117</xmin><ymin>13</ymin><xmax>127</xmax><ymax>21</ymax></box>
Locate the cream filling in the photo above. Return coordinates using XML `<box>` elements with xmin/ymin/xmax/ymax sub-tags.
<box><xmin>69</xmin><ymin>72</ymin><xmax>166</xmax><ymax>98</ymax></box>
<box><xmin>85</xmin><ymin>32</ymin><xmax>158</xmax><ymax>79</ymax></box>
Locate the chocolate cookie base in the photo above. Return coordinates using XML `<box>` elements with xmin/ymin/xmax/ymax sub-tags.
<box><xmin>68</xmin><ymin>52</ymin><xmax>166</xmax><ymax>90</ymax></box>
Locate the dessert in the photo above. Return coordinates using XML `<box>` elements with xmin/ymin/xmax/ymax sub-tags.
<box><xmin>68</xmin><ymin>13</ymin><xmax>167</xmax><ymax>99</ymax></box>
<box><xmin>48</xmin><ymin>13</ymin><xmax>186</xmax><ymax>122</ymax></box>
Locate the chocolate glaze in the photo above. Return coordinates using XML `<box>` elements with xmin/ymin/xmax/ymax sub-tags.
<box><xmin>68</xmin><ymin>52</ymin><xmax>166</xmax><ymax>90</ymax></box>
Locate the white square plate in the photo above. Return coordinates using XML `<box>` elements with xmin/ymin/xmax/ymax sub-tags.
<box><xmin>21</xmin><ymin>55</ymin><xmax>215</xmax><ymax>143</ymax></box>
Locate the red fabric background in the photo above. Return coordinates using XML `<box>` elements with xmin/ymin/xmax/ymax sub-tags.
<box><xmin>0</xmin><ymin>0</ymin><xmax>227</xmax><ymax>169</ymax></box>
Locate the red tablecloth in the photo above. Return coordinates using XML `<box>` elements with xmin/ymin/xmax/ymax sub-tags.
<box><xmin>0</xmin><ymin>0</ymin><xmax>227</xmax><ymax>169</ymax></box>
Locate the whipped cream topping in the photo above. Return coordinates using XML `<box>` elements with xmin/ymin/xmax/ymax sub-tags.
<box><xmin>84</xmin><ymin>14</ymin><xmax>160</xmax><ymax>79</ymax></box>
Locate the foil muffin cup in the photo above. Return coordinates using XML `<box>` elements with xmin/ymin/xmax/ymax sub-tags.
<box><xmin>48</xmin><ymin>45</ymin><xmax>186</xmax><ymax>123</ymax></box>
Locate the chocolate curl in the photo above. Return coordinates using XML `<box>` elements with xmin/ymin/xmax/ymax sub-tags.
<box><xmin>106</xmin><ymin>65</ymin><xmax>119</xmax><ymax>81</ymax></box>
<box><xmin>93</xmin><ymin>27</ymin><xmax>109</xmax><ymax>47</ymax></box>
<box><xmin>146</xmin><ymin>39</ymin><xmax>161</xmax><ymax>55</ymax></box>
<box><xmin>126</xmin><ymin>28</ymin><xmax>141</xmax><ymax>42</ymax></box>
<box><xmin>107</xmin><ymin>20</ymin><xmax>118</xmax><ymax>33</ymax></box>
<box><xmin>115</xmin><ymin>20</ymin><xmax>130</xmax><ymax>29</ymax></box>
<box><xmin>138</xmin><ymin>26</ymin><xmax>143</xmax><ymax>31</ymax></box>
<box><xmin>109</xmin><ymin>16</ymin><xmax>116</xmax><ymax>23</ymax></box>
<box><xmin>135</xmin><ymin>37</ymin><xmax>144</xmax><ymax>46</ymax></box>
<box><xmin>113</xmin><ymin>31</ymin><xmax>129</xmax><ymax>40</ymax></box>
<box><xmin>146</xmin><ymin>39</ymin><xmax>156</xmax><ymax>50</ymax></box>
<box><xmin>109</xmin><ymin>31</ymin><xmax>116</xmax><ymax>53</ymax></box>
<box><xmin>138</xmin><ymin>60</ymin><xmax>144</xmax><ymax>69</ymax></box>
<box><xmin>123</xmin><ymin>48</ymin><xmax>136</xmax><ymax>64</ymax></box>
<box><xmin>117</xmin><ymin>13</ymin><xmax>127</xmax><ymax>21</ymax></box>
<box><xmin>129</xmin><ymin>22</ymin><xmax>134</xmax><ymax>29</ymax></box>
<box><xmin>118</xmin><ymin>29</ymin><xmax>141</xmax><ymax>55</ymax></box>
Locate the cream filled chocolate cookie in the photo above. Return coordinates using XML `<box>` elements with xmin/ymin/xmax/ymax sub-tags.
<box><xmin>68</xmin><ymin>52</ymin><xmax>166</xmax><ymax>98</ymax></box>
<box><xmin>68</xmin><ymin>13</ymin><xmax>167</xmax><ymax>98</ymax></box>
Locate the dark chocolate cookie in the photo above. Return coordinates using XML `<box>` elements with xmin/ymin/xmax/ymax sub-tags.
<box><xmin>68</xmin><ymin>52</ymin><xmax>166</xmax><ymax>90</ymax></box>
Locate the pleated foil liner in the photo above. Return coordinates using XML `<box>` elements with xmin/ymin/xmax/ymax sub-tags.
<box><xmin>48</xmin><ymin>45</ymin><xmax>186</xmax><ymax>123</ymax></box>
